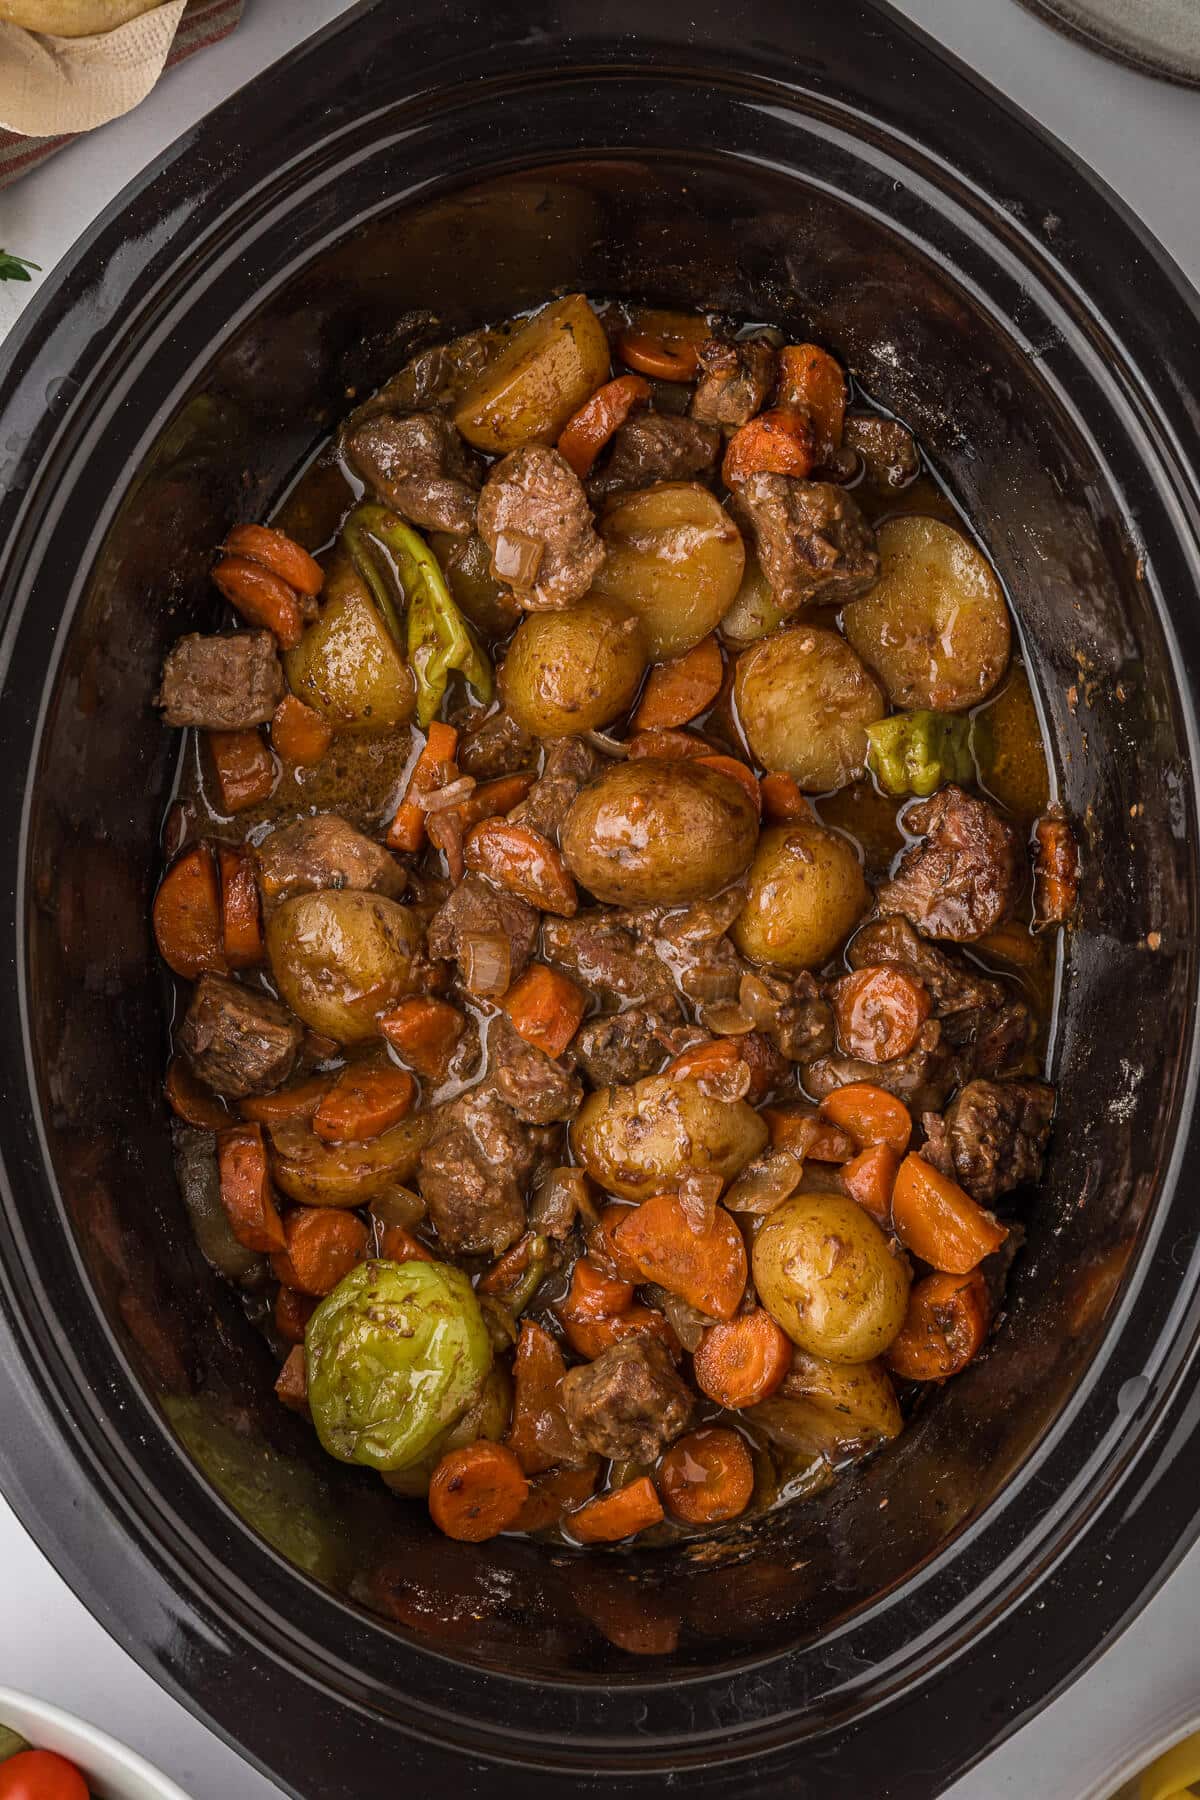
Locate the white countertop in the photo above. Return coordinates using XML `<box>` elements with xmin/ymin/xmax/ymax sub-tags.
<box><xmin>0</xmin><ymin>4</ymin><xmax>1197</xmax><ymax>1796</ymax></box>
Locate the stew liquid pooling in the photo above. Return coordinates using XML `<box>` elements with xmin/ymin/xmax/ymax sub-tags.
<box><xmin>153</xmin><ymin>296</ymin><xmax>1077</xmax><ymax>1548</ymax></box>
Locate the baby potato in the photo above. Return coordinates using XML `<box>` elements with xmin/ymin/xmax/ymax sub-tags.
<box><xmin>719</xmin><ymin>550</ymin><xmax>789</xmax><ymax>647</ymax></box>
<box><xmin>570</xmin><ymin>1074</ymin><xmax>768</xmax><ymax>1201</ymax></box>
<box><xmin>752</xmin><ymin>1192</ymin><xmax>910</xmax><ymax>1362</ymax></box>
<box><xmin>732</xmin><ymin>822</ymin><xmax>868</xmax><ymax>971</ymax></box>
<box><xmin>266</xmin><ymin>890</ymin><xmax>424</xmax><ymax>1043</ymax></box>
<box><xmin>780</xmin><ymin>1349</ymin><xmax>903</xmax><ymax>1442</ymax></box>
<box><xmin>453</xmin><ymin>294</ymin><xmax>611</xmax><ymax>453</ymax></box>
<box><xmin>595</xmin><ymin>482</ymin><xmax>746</xmax><ymax>658</ymax></box>
<box><xmin>499</xmin><ymin>595</ymin><xmax>648</xmax><ymax>737</ymax></box>
<box><xmin>735</xmin><ymin>624</ymin><xmax>885</xmax><ymax>791</ymax></box>
<box><xmin>561</xmin><ymin>756</ymin><xmax>759</xmax><ymax>906</ymax></box>
<box><xmin>843</xmin><ymin>515</ymin><xmax>1010</xmax><ymax>712</ymax></box>
<box><xmin>283</xmin><ymin>555</ymin><xmax>416</xmax><ymax>731</ymax></box>
<box><xmin>270</xmin><ymin>1114</ymin><xmax>435</xmax><ymax>1206</ymax></box>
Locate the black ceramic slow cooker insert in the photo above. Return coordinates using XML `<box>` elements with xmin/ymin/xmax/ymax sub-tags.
<box><xmin>0</xmin><ymin>3</ymin><xmax>1198</xmax><ymax>1796</ymax></box>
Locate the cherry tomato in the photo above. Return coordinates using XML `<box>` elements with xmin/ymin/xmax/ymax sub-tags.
<box><xmin>0</xmin><ymin>1748</ymin><xmax>90</xmax><ymax>1800</ymax></box>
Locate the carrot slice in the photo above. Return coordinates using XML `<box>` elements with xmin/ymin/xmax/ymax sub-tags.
<box><xmin>557</xmin><ymin>373</ymin><xmax>651</xmax><ymax>477</ymax></box>
<box><xmin>657</xmin><ymin>1426</ymin><xmax>754</xmax><ymax>1524</ymax></box>
<box><xmin>274</xmin><ymin>1284</ymin><xmax>316</xmax><ymax>1344</ymax></box>
<box><xmin>270</xmin><ymin>693</ymin><xmax>334</xmax><ymax>766</ymax></box>
<box><xmin>239</xmin><ymin>1074</ymin><xmax>335</xmax><ymax>1125</ymax></box>
<box><xmin>387</xmin><ymin>721</ymin><xmax>460</xmax><ymax>854</ymax></box>
<box><xmin>557</xmin><ymin>1304</ymin><xmax>679</xmax><ymax>1362</ymax></box>
<box><xmin>212</xmin><ymin>554</ymin><xmax>305</xmax><ymax>649</ymax></box>
<box><xmin>428</xmin><ymin>1441</ymin><xmax>530</xmax><ymax>1542</ymax></box>
<box><xmin>633</xmin><ymin>635</ymin><xmax>724</xmax><ymax>731</ymax></box>
<box><xmin>617</xmin><ymin>310</ymin><xmax>709</xmax><ymax>382</ymax></box>
<box><xmin>275</xmin><ymin>1345</ymin><xmax>309</xmax><ymax>1414</ymax></box>
<box><xmin>830</xmin><ymin>966</ymin><xmax>931</xmax><ymax>1064</ymax></box>
<box><xmin>217</xmin><ymin>846</ymin><xmax>264</xmax><ymax>968</ymax></box>
<box><xmin>722</xmin><ymin>408</ymin><xmax>816</xmax><ymax>486</ymax></box>
<box><xmin>500</xmin><ymin>964</ymin><xmax>587</xmax><ymax>1059</ymax></box>
<box><xmin>514</xmin><ymin>1461</ymin><xmax>599</xmax><ymax>1533</ymax></box>
<box><xmin>762</xmin><ymin>1104</ymin><xmax>856</xmax><ymax>1163</ymax></box>
<box><xmin>664</xmin><ymin>1038</ymin><xmax>741</xmax><ymax>1087</ymax></box>
<box><xmin>891</xmin><ymin>1154</ymin><xmax>1008</xmax><ymax>1274</ymax></box>
<box><xmin>692</xmin><ymin>1308</ymin><xmax>792</xmax><ymax>1409</ymax></box>
<box><xmin>464</xmin><ymin>818</ymin><xmax>578</xmax><ymax>916</ymax></box>
<box><xmin>886</xmin><ymin>1269</ymin><xmax>991</xmax><ymax>1379</ymax></box>
<box><xmin>760</xmin><ymin>771</ymin><xmax>814</xmax><ymax>823</ymax></box>
<box><xmin>626</xmin><ymin>727</ymin><xmax>710</xmax><ymax>760</ymax></box>
<box><xmin>587</xmin><ymin>1202</ymin><xmax>643</xmax><ymax>1283</ymax></box>
<box><xmin>164</xmin><ymin>1054</ymin><xmax>230</xmax><ymax>1130</ymax></box>
<box><xmin>153</xmin><ymin>843</ymin><xmax>226</xmax><ymax>978</ymax></box>
<box><xmin>377</xmin><ymin>1223</ymin><xmax>434</xmax><ymax>1264</ymax></box>
<box><xmin>775</xmin><ymin>344</ymin><xmax>848</xmax><ymax>457</ymax></box>
<box><xmin>613</xmin><ymin>1192</ymin><xmax>747</xmax><ymax>1320</ymax></box>
<box><xmin>505</xmin><ymin>1320</ymin><xmax>575</xmax><ymax>1475</ymax></box>
<box><xmin>208</xmin><ymin>729</ymin><xmax>275</xmax><ymax>814</ymax></box>
<box><xmin>840</xmin><ymin>1142</ymin><xmax>901</xmax><ymax>1227</ymax></box>
<box><xmin>425</xmin><ymin>770</ymin><xmax>538</xmax><ymax>883</ymax></box>
<box><xmin>312</xmin><ymin>1060</ymin><xmax>416</xmax><ymax>1143</ymax></box>
<box><xmin>558</xmin><ymin>1257</ymin><xmax>634</xmax><ymax>1322</ymax></box>
<box><xmin>378</xmin><ymin>996</ymin><xmax>465</xmax><ymax>1078</ymax></box>
<box><xmin>694</xmin><ymin>753</ymin><xmax>762</xmax><ymax>816</ymax></box>
<box><xmin>271</xmin><ymin>1206</ymin><xmax>369</xmax><ymax>1297</ymax></box>
<box><xmin>216</xmin><ymin>1123</ymin><xmax>285</xmax><ymax>1252</ymax></box>
<box><xmin>223</xmin><ymin>523</ymin><xmax>324</xmax><ymax>596</ymax></box>
<box><xmin>820</xmin><ymin>1083</ymin><xmax>913</xmax><ymax>1155</ymax></box>
<box><xmin>566</xmin><ymin>1475</ymin><xmax>664</xmax><ymax>1544</ymax></box>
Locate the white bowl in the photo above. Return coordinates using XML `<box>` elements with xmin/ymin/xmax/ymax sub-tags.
<box><xmin>0</xmin><ymin>1688</ymin><xmax>190</xmax><ymax>1800</ymax></box>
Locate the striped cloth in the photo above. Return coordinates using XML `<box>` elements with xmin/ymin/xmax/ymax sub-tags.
<box><xmin>0</xmin><ymin>0</ymin><xmax>242</xmax><ymax>188</ymax></box>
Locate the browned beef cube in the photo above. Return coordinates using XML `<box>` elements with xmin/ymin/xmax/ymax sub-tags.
<box><xmin>729</xmin><ymin>474</ymin><xmax>879</xmax><ymax>612</ymax></box>
<box><xmin>254</xmin><ymin>814</ymin><xmax>405</xmax><ymax>913</ymax></box>
<box><xmin>178</xmin><ymin>973</ymin><xmax>303</xmax><ymax>1098</ymax></box>
<box><xmin>876</xmin><ymin>786</ymin><xmax>1020</xmax><ymax>943</ymax></box>
<box><xmin>560</xmin><ymin>1337</ymin><xmax>693</xmax><ymax>1463</ymax></box>
<box><xmin>157</xmin><ymin>631</ymin><xmax>283</xmax><ymax>730</ymax></box>
<box><xmin>417</xmin><ymin>1089</ymin><xmax>532</xmax><ymax>1255</ymax></box>
<box><xmin>690</xmin><ymin>336</ymin><xmax>777</xmax><ymax>428</ymax></box>
<box><xmin>476</xmin><ymin>445</ymin><xmax>604</xmax><ymax>610</ymax></box>
<box><xmin>343</xmin><ymin>412</ymin><xmax>483</xmax><ymax>537</ymax></box>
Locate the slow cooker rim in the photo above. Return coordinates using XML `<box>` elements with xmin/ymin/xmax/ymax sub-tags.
<box><xmin>0</xmin><ymin>3</ymin><xmax>1198</xmax><ymax>1795</ymax></box>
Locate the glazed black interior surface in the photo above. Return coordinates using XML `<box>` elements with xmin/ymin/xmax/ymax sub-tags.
<box><xmin>1</xmin><ymin>4</ymin><xmax>1199</xmax><ymax>1796</ymax></box>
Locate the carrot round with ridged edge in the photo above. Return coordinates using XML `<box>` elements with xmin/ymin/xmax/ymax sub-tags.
<box><xmin>617</xmin><ymin>310</ymin><xmax>710</xmax><ymax>382</ymax></box>
<box><xmin>891</xmin><ymin>1153</ymin><xmax>1008</xmax><ymax>1274</ymax></box>
<box><xmin>212</xmin><ymin>554</ymin><xmax>305</xmax><ymax>648</ymax></box>
<box><xmin>500</xmin><ymin>963</ymin><xmax>587</xmax><ymax>1059</ymax></box>
<box><xmin>820</xmin><ymin>1082</ymin><xmax>913</xmax><ymax>1155</ymax></box>
<box><xmin>428</xmin><ymin>1441</ymin><xmax>530</xmax><ymax>1542</ymax></box>
<box><xmin>633</xmin><ymin>634</ymin><xmax>724</xmax><ymax>731</ymax></box>
<box><xmin>557</xmin><ymin>373</ymin><xmax>651</xmax><ymax>476</ymax></box>
<box><xmin>658</xmin><ymin>1426</ymin><xmax>755</xmax><ymax>1524</ymax></box>
<box><xmin>886</xmin><ymin>1268</ymin><xmax>991</xmax><ymax>1379</ymax></box>
<box><xmin>271</xmin><ymin>693</ymin><xmax>334</xmax><ymax>766</ymax></box>
<box><xmin>692</xmin><ymin>1307</ymin><xmax>792</xmax><ymax>1409</ymax></box>
<box><xmin>566</xmin><ymin>1474</ymin><xmax>664</xmax><ymax>1544</ymax></box>
<box><xmin>224</xmin><ymin>522</ymin><xmax>324</xmax><ymax>596</ymax></box>
<box><xmin>270</xmin><ymin>1207</ymin><xmax>368</xmax><ymax>1296</ymax></box>
<box><xmin>558</xmin><ymin>1256</ymin><xmax>634</xmax><ymax>1322</ymax></box>
<box><xmin>239</xmin><ymin>1073</ymin><xmax>335</xmax><ymax>1125</ymax></box>
<box><xmin>312</xmin><ymin>1061</ymin><xmax>416</xmax><ymax>1143</ymax></box>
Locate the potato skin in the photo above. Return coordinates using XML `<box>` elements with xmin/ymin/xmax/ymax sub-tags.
<box><xmin>719</xmin><ymin>551</ymin><xmax>788</xmax><ymax>647</ymax></box>
<box><xmin>735</xmin><ymin>625</ymin><xmax>885</xmax><ymax>791</ymax></box>
<box><xmin>266</xmin><ymin>890</ymin><xmax>424</xmax><ymax>1043</ymax></box>
<box><xmin>570</xmin><ymin>1075</ymin><xmax>768</xmax><ymax>1201</ymax></box>
<box><xmin>561</xmin><ymin>756</ymin><xmax>759</xmax><ymax>906</ymax></box>
<box><xmin>270</xmin><ymin>1113</ymin><xmax>435</xmax><ymax>1206</ymax></box>
<box><xmin>780</xmin><ymin>1349</ymin><xmax>902</xmax><ymax>1440</ymax></box>
<box><xmin>283</xmin><ymin>556</ymin><xmax>416</xmax><ymax>731</ymax></box>
<box><xmin>752</xmin><ymin>1192</ymin><xmax>910</xmax><ymax>1362</ymax></box>
<box><xmin>732</xmin><ymin>822</ymin><xmax>868</xmax><ymax>971</ymax></box>
<box><xmin>499</xmin><ymin>596</ymin><xmax>648</xmax><ymax>737</ymax></box>
<box><xmin>453</xmin><ymin>294</ymin><xmax>611</xmax><ymax>453</ymax></box>
<box><xmin>596</xmin><ymin>482</ymin><xmax>746</xmax><ymax>658</ymax></box>
<box><xmin>842</xmin><ymin>515</ymin><xmax>1010</xmax><ymax>712</ymax></box>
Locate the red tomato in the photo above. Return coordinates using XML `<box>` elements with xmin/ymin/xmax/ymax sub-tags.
<box><xmin>0</xmin><ymin>1748</ymin><xmax>90</xmax><ymax>1800</ymax></box>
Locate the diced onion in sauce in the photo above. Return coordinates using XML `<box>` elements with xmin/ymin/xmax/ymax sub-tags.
<box><xmin>490</xmin><ymin>530</ymin><xmax>545</xmax><ymax>588</ymax></box>
<box><xmin>462</xmin><ymin>932</ymin><xmax>512</xmax><ymax>997</ymax></box>
<box><xmin>723</xmin><ymin>1151</ymin><xmax>804</xmax><ymax>1216</ymax></box>
<box><xmin>420</xmin><ymin>775</ymin><xmax>476</xmax><ymax>813</ymax></box>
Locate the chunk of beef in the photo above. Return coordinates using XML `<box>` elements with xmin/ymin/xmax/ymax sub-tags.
<box><xmin>728</xmin><ymin>474</ymin><xmax>879</xmax><ymax>612</ymax></box>
<box><xmin>572</xmin><ymin>1007</ymin><xmax>670</xmax><ymax>1087</ymax></box>
<box><xmin>426</xmin><ymin>873</ymin><xmax>539</xmax><ymax>985</ymax></box>
<box><xmin>690</xmin><ymin>336</ymin><xmax>777</xmax><ymax>428</ymax></box>
<box><xmin>542</xmin><ymin>911</ymin><xmax>681</xmax><ymax>1013</ymax></box>
<box><xmin>352</xmin><ymin>325</ymin><xmax>498</xmax><ymax>422</ymax></box>
<box><xmin>157</xmin><ymin>631</ymin><xmax>283</xmax><ymax>731</ymax></box>
<box><xmin>343</xmin><ymin>412</ymin><xmax>483</xmax><ymax>536</ymax></box>
<box><xmin>636</xmin><ymin>888</ymin><xmax>749</xmax><ymax>1006</ymax></box>
<box><xmin>476</xmin><ymin>446</ymin><xmax>604</xmax><ymax>610</ymax></box>
<box><xmin>560</xmin><ymin>1336</ymin><xmax>694</xmax><ymax>1463</ymax></box>
<box><xmin>746</xmin><ymin>969</ymin><xmax>836</xmax><ymax>1064</ymax></box>
<box><xmin>589</xmin><ymin>412</ymin><xmax>720</xmax><ymax>498</ymax></box>
<box><xmin>178</xmin><ymin>973</ymin><xmax>303</xmax><ymax>1098</ymax></box>
<box><xmin>418</xmin><ymin>1088</ymin><xmax>532</xmax><ymax>1255</ymax></box>
<box><xmin>842</xmin><ymin>413</ymin><xmax>920</xmax><ymax>489</ymax></box>
<box><xmin>802</xmin><ymin>1019</ymin><xmax>958</xmax><ymax>1114</ymax></box>
<box><xmin>508</xmin><ymin>737</ymin><xmax>600</xmax><ymax>842</ymax></box>
<box><xmin>941</xmin><ymin>1078</ymin><xmax>1055</xmax><ymax>1203</ymax></box>
<box><xmin>849</xmin><ymin>917</ymin><xmax>1005</xmax><ymax>1016</ymax></box>
<box><xmin>877</xmin><ymin>786</ymin><xmax>1020</xmax><ymax>942</ymax></box>
<box><xmin>457</xmin><ymin>707</ymin><xmax>536</xmax><ymax>780</ymax></box>
<box><xmin>946</xmin><ymin>1000</ymin><xmax>1034</xmax><ymax>1081</ymax></box>
<box><xmin>485</xmin><ymin>1013</ymin><xmax>582</xmax><ymax>1125</ymax></box>
<box><xmin>254</xmin><ymin>815</ymin><xmax>405</xmax><ymax>913</ymax></box>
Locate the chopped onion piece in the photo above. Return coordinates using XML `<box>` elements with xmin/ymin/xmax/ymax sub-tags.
<box><xmin>677</xmin><ymin>1169</ymin><xmax>724</xmax><ymax>1234</ymax></box>
<box><xmin>723</xmin><ymin>1150</ymin><xmax>804</xmax><ymax>1216</ymax></box>
<box><xmin>369</xmin><ymin>1186</ymin><xmax>426</xmax><ymax>1231</ymax></box>
<box><xmin>739</xmin><ymin>971</ymin><xmax>786</xmax><ymax>1029</ymax></box>
<box><xmin>583</xmin><ymin>729</ymin><xmax>630</xmax><ymax>759</ymax></box>
<box><xmin>420</xmin><ymin>774</ymin><xmax>476</xmax><ymax>812</ymax></box>
<box><xmin>702</xmin><ymin>999</ymin><xmax>756</xmax><ymax>1036</ymax></box>
<box><xmin>491</xmin><ymin>530</ymin><xmax>545</xmax><ymax>588</ymax></box>
<box><xmin>462</xmin><ymin>931</ymin><xmax>512</xmax><ymax>997</ymax></box>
